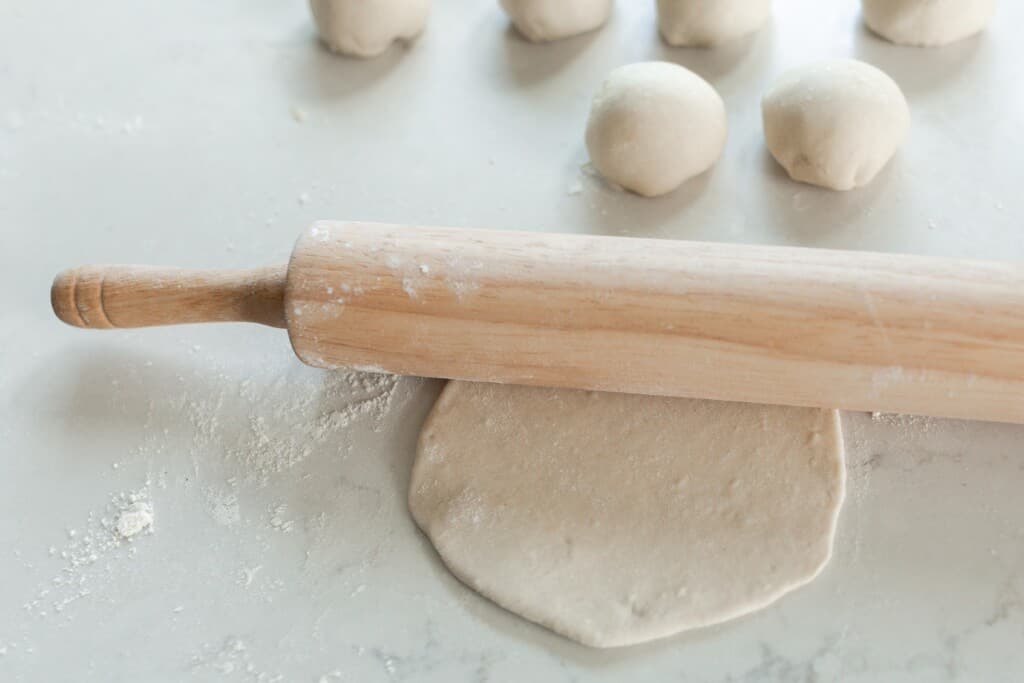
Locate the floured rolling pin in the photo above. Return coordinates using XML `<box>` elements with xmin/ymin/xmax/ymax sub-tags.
<box><xmin>52</xmin><ymin>221</ymin><xmax>1024</xmax><ymax>423</ymax></box>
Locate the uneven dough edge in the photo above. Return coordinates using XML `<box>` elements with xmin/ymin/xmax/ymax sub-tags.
<box><xmin>409</xmin><ymin>382</ymin><xmax>846</xmax><ymax>648</ymax></box>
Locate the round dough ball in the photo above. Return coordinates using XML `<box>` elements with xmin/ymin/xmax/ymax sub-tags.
<box><xmin>862</xmin><ymin>0</ymin><xmax>995</xmax><ymax>47</ymax></box>
<box><xmin>761</xmin><ymin>59</ymin><xmax>910</xmax><ymax>191</ymax></box>
<box><xmin>499</xmin><ymin>0</ymin><xmax>612</xmax><ymax>43</ymax></box>
<box><xmin>585</xmin><ymin>62</ymin><xmax>727</xmax><ymax>198</ymax></box>
<box><xmin>657</xmin><ymin>0</ymin><xmax>772</xmax><ymax>47</ymax></box>
<box><xmin>410</xmin><ymin>382</ymin><xmax>846</xmax><ymax>648</ymax></box>
<box><xmin>309</xmin><ymin>0</ymin><xmax>430</xmax><ymax>58</ymax></box>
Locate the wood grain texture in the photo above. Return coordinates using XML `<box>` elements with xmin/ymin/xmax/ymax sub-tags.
<box><xmin>285</xmin><ymin>221</ymin><xmax>1024</xmax><ymax>423</ymax></box>
<box><xmin>51</xmin><ymin>265</ymin><xmax>287</xmax><ymax>329</ymax></box>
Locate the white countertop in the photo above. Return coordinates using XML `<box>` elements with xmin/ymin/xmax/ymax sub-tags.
<box><xmin>2</xmin><ymin>0</ymin><xmax>1023</xmax><ymax>680</ymax></box>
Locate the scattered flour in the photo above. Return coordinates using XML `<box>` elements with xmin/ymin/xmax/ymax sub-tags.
<box><xmin>269</xmin><ymin>503</ymin><xmax>295</xmax><ymax>533</ymax></box>
<box><xmin>14</xmin><ymin>361</ymin><xmax>410</xmax><ymax>670</ymax></box>
<box><xmin>442</xmin><ymin>256</ymin><xmax>483</xmax><ymax>299</ymax></box>
<box><xmin>206</xmin><ymin>487</ymin><xmax>241</xmax><ymax>526</ymax></box>
<box><xmin>871</xmin><ymin>366</ymin><xmax>905</xmax><ymax>391</ymax></box>
<box><xmin>191</xmin><ymin>636</ymin><xmax>284</xmax><ymax>682</ymax></box>
<box><xmin>870</xmin><ymin>411</ymin><xmax>937</xmax><ymax>434</ymax></box>
<box><xmin>121</xmin><ymin>115</ymin><xmax>144</xmax><ymax>135</ymax></box>
<box><xmin>22</xmin><ymin>483</ymin><xmax>154</xmax><ymax>620</ymax></box>
<box><xmin>185</xmin><ymin>369</ymin><xmax>403</xmax><ymax>488</ymax></box>
<box><xmin>239</xmin><ymin>566</ymin><xmax>263</xmax><ymax>587</ymax></box>
<box><xmin>115</xmin><ymin>501</ymin><xmax>154</xmax><ymax>538</ymax></box>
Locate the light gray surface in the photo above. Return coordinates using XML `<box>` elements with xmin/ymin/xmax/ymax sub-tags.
<box><xmin>2</xmin><ymin>0</ymin><xmax>1023</xmax><ymax>681</ymax></box>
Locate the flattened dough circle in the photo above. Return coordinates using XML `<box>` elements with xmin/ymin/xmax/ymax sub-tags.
<box><xmin>410</xmin><ymin>382</ymin><xmax>846</xmax><ymax>648</ymax></box>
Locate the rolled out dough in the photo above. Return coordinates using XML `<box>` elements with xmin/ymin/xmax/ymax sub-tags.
<box><xmin>410</xmin><ymin>382</ymin><xmax>846</xmax><ymax>648</ymax></box>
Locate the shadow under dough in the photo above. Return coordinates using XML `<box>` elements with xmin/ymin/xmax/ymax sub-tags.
<box><xmin>577</xmin><ymin>164</ymin><xmax>715</xmax><ymax>238</ymax></box>
<box><xmin>278</xmin><ymin>28</ymin><xmax>414</xmax><ymax>102</ymax></box>
<box><xmin>757</xmin><ymin>147</ymin><xmax>903</xmax><ymax>248</ymax></box>
<box><xmin>650</xmin><ymin>20</ymin><xmax>769</xmax><ymax>84</ymax></box>
<box><xmin>853</xmin><ymin>18</ymin><xmax>984</xmax><ymax>95</ymax></box>
<box><xmin>500</xmin><ymin>24</ymin><xmax>602</xmax><ymax>87</ymax></box>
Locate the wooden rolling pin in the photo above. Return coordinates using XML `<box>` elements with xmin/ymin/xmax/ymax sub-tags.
<box><xmin>52</xmin><ymin>221</ymin><xmax>1024</xmax><ymax>423</ymax></box>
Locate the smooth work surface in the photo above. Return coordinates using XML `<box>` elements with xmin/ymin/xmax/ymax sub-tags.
<box><xmin>2</xmin><ymin>1</ymin><xmax>1023</xmax><ymax>680</ymax></box>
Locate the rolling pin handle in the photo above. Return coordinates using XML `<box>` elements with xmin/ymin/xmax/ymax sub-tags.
<box><xmin>51</xmin><ymin>265</ymin><xmax>288</xmax><ymax>330</ymax></box>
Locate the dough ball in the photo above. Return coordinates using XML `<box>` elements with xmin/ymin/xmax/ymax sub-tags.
<box><xmin>308</xmin><ymin>0</ymin><xmax>430</xmax><ymax>58</ymax></box>
<box><xmin>499</xmin><ymin>0</ymin><xmax>612</xmax><ymax>43</ymax></box>
<box><xmin>585</xmin><ymin>62</ymin><xmax>727</xmax><ymax>197</ymax></box>
<box><xmin>410</xmin><ymin>382</ymin><xmax>846</xmax><ymax>648</ymax></box>
<box><xmin>657</xmin><ymin>0</ymin><xmax>772</xmax><ymax>47</ymax></box>
<box><xmin>761</xmin><ymin>59</ymin><xmax>910</xmax><ymax>191</ymax></box>
<box><xmin>862</xmin><ymin>0</ymin><xmax>995</xmax><ymax>47</ymax></box>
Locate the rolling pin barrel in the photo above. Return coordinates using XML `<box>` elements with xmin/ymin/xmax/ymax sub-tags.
<box><xmin>285</xmin><ymin>222</ymin><xmax>1024</xmax><ymax>423</ymax></box>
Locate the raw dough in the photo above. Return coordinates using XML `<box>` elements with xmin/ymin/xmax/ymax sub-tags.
<box><xmin>308</xmin><ymin>0</ymin><xmax>430</xmax><ymax>58</ymax></box>
<box><xmin>762</xmin><ymin>59</ymin><xmax>910</xmax><ymax>191</ymax></box>
<box><xmin>657</xmin><ymin>0</ymin><xmax>772</xmax><ymax>47</ymax></box>
<box><xmin>862</xmin><ymin>0</ymin><xmax>995</xmax><ymax>47</ymax></box>
<box><xmin>500</xmin><ymin>0</ymin><xmax>612</xmax><ymax>43</ymax></box>
<box><xmin>410</xmin><ymin>382</ymin><xmax>846</xmax><ymax>648</ymax></box>
<box><xmin>585</xmin><ymin>62</ymin><xmax>727</xmax><ymax>198</ymax></box>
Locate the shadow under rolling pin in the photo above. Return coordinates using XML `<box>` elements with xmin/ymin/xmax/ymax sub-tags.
<box><xmin>51</xmin><ymin>221</ymin><xmax>1024</xmax><ymax>424</ymax></box>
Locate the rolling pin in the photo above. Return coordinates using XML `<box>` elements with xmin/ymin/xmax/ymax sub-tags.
<box><xmin>52</xmin><ymin>221</ymin><xmax>1024</xmax><ymax>424</ymax></box>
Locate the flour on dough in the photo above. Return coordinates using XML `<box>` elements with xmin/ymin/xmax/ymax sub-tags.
<box><xmin>762</xmin><ymin>59</ymin><xmax>910</xmax><ymax>191</ymax></box>
<box><xmin>308</xmin><ymin>0</ymin><xmax>430</xmax><ymax>58</ymax></box>
<box><xmin>410</xmin><ymin>382</ymin><xmax>846</xmax><ymax>648</ymax></box>
<box><xmin>585</xmin><ymin>62</ymin><xmax>727</xmax><ymax>198</ymax></box>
